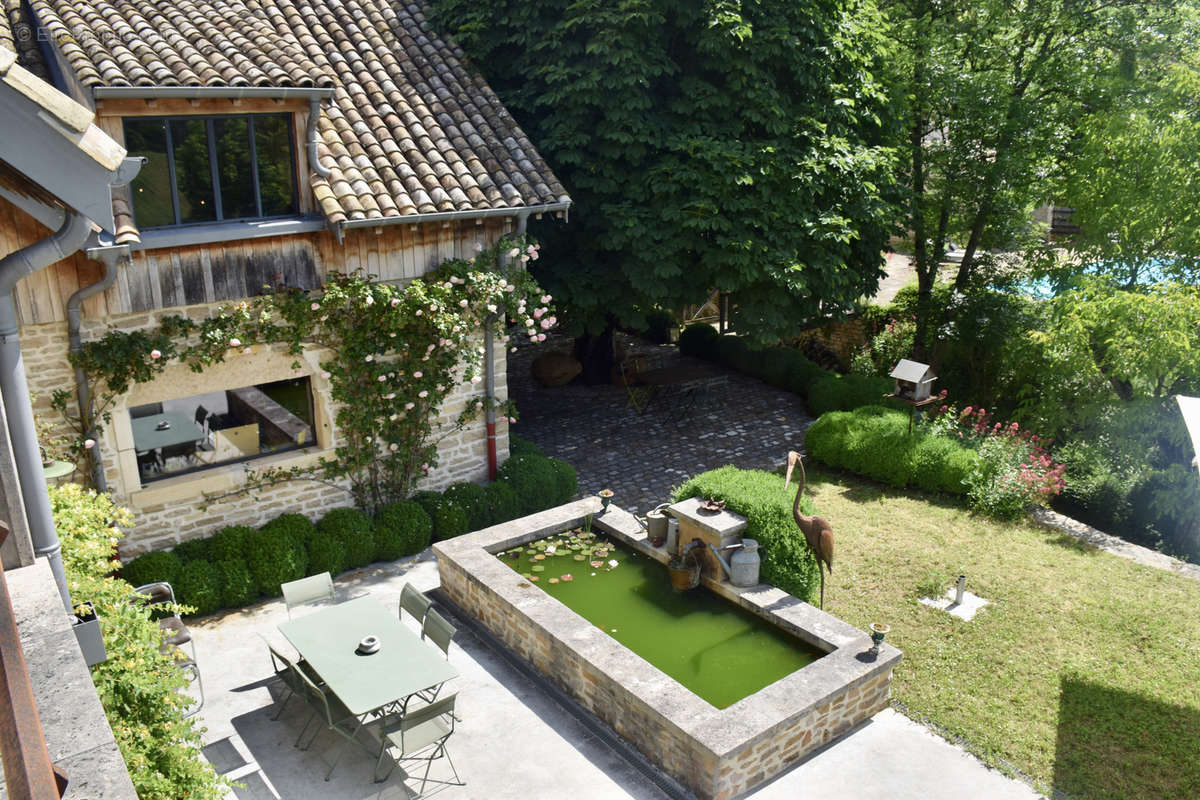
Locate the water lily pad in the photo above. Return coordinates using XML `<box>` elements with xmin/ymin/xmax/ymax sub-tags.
<box><xmin>529</xmin><ymin>575</ymin><xmax>539</xmax><ymax>582</ymax></box>
<box><xmin>561</xmin><ymin>574</ymin><xmax>574</xmax><ymax>582</ymax></box>
<box><xmin>533</xmin><ymin>554</ymin><xmax>546</xmax><ymax>561</ymax></box>
<box><xmin>573</xmin><ymin>554</ymin><xmax>586</xmax><ymax>561</ymax></box>
<box><xmin>521</xmin><ymin>573</ymin><xmax>533</xmax><ymax>579</ymax></box>
<box><xmin>590</xmin><ymin>561</ymin><xmax>604</xmax><ymax>569</ymax></box>
<box><xmin>531</xmin><ymin>565</ymin><xmax>545</xmax><ymax>572</ymax></box>
<box><xmin>548</xmin><ymin>577</ymin><xmax>559</xmax><ymax>584</ymax></box>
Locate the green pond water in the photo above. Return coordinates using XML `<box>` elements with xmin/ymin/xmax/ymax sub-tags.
<box><xmin>496</xmin><ymin>529</ymin><xmax>823</xmax><ymax>709</ymax></box>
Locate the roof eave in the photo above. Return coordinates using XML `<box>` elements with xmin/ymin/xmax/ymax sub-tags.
<box><xmin>92</xmin><ymin>85</ymin><xmax>335</xmax><ymax>101</ymax></box>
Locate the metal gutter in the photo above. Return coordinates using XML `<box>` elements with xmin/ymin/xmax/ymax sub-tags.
<box><xmin>92</xmin><ymin>85</ymin><xmax>335</xmax><ymax>101</ymax></box>
<box><xmin>0</xmin><ymin>211</ymin><xmax>92</xmax><ymax>614</ymax></box>
<box><xmin>67</xmin><ymin>245</ymin><xmax>129</xmax><ymax>493</ymax></box>
<box><xmin>306</xmin><ymin>98</ymin><xmax>332</xmax><ymax>180</ymax></box>
<box><xmin>334</xmin><ymin>201</ymin><xmax>571</xmax><ymax>243</ymax></box>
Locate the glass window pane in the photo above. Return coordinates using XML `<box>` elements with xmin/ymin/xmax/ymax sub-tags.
<box><xmin>214</xmin><ymin>117</ymin><xmax>256</xmax><ymax>220</ymax></box>
<box><xmin>123</xmin><ymin>119</ymin><xmax>175</xmax><ymax>227</ymax></box>
<box><xmin>169</xmin><ymin>119</ymin><xmax>216</xmax><ymax>223</ymax></box>
<box><xmin>254</xmin><ymin>115</ymin><xmax>297</xmax><ymax>216</ymax></box>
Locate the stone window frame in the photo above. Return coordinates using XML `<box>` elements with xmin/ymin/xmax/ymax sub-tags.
<box><xmin>107</xmin><ymin>345</ymin><xmax>337</xmax><ymax>512</ymax></box>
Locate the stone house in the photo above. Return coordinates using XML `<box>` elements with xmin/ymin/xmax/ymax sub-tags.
<box><xmin>4</xmin><ymin>0</ymin><xmax>569</xmax><ymax>555</ymax></box>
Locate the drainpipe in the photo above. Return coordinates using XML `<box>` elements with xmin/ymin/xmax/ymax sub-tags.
<box><xmin>485</xmin><ymin>210</ymin><xmax>532</xmax><ymax>480</ymax></box>
<box><xmin>307</xmin><ymin>97</ymin><xmax>333</xmax><ymax>181</ymax></box>
<box><xmin>0</xmin><ymin>212</ymin><xmax>92</xmax><ymax>613</ymax></box>
<box><xmin>66</xmin><ymin>245</ymin><xmax>129</xmax><ymax>492</ymax></box>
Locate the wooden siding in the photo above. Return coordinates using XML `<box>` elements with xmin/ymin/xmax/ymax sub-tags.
<box><xmin>0</xmin><ymin>195</ymin><xmax>512</xmax><ymax>325</ymax></box>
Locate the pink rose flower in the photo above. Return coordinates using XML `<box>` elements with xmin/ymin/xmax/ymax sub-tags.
<box><xmin>413</xmin><ymin>371</ymin><xmax>423</xmax><ymax>378</ymax></box>
<box><xmin>405</xmin><ymin>402</ymin><xmax>415</xmax><ymax>410</ymax></box>
<box><xmin>418</xmin><ymin>390</ymin><xmax>428</xmax><ymax>398</ymax></box>
<box><xmin>84</xmin><ymin>438</ymin><xmax>95</xmax><ymax>449</ymax></box>
<box><xmin>150</xmin><ymin>349</ymin><xmax>162</xmax><ymax>360</ymax></box>
<box><xmin>310</xmin><ymin>302</ymin><xmax>320</xmax><ymax>311</ymax></box>
<box><xmin>229</xmin><ymin>338</ymin><xmax>242</xmax><ymax>347</ymax></box>
<box><xmin>321</xmin><ymin>371</ymin><xmax>331</xmax><ymax>379</ymax></box>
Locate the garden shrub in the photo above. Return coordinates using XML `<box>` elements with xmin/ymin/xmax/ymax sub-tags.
<box><xmin>498</xmin><ymin>453</ymin><xmax>559</xmax><ymax>514</ymax></box>
<box><xmin>713</xmin><ymin>334</ymin><xmax>748</xmax><ymax>365</ymax></box>
<box><xmin>484</xmin><ymin>480</ymin><xmax>523</xmax><ymax>524</ymax></box>
<box><xmin>245</xmin><ymin>526</ymin><xmax>306</xmax><ymax>596</ymax></box>
<box><xmin>208</xmin><ymin>524</ymin><xmax>253</xmax><ymax>562</ymax></box>
<box><xmin>121</xmin><ymin>549</ymin><xmax>182</xmax><ymax>590</ymax></box>
<box><xmin>260</xmin><ymin>513</ymin><xmax>317</xmax><ymax>551</ymax></box>
<box><xmin>172</xmin><ymin>537</ymin><xmax>210</xmax><ymax>565</ymax></box>
<box><xmin>547</xmin><ymin>458</ymin><xmax>578</xmax><ymax>504</ymax></box>
<box><xmin>174</xmin><ymin>559</ymin><xmax>223</xmax><ymax>617</ymax></box>
<box><xmin>672</xmin><ymin>466</ymin><xmax>820</xmax><ymax>603</ymax></box>
<box><xmin>49</xmin><ymin>484</ymin><xmax>228</xmax><ymax>799</ymax></box>
<box><xmin>678</xmin><ymin>323</ymin><xmax>720</xmax><ymax>358</ymax></box>
<box><xmin>375</xmin><ymin>500</ymin><xmax>433</xmax><ymax>559</ymax></box>
<box><xmin>215</xmin><ymin>559</ymin><xmax>257</xmax><ymax>608</ymax></box>
<box><xmin>443</xmin><ymin>481</ymin><xmax>489</xmax><ymax>531</ymax></box>
<box><xmin>806</xmin><ymin>373</ymin><xmax>894</xmax><ymax>416</ymax></box>
<box><xmin>642</xmin><ymin>308</ymin><xmax>678</xmax><ymax>344</ymax></box>
<box><xmin>304</xmin><ymin>530</ymin><xmax>346</xmax><ymax>578</ymax></box>
<box><xmin>509</xmin><ymin>434</ymin><xmax>544</xmax><ymax>458</ymax></box>
<box><xmin>806</xmin><ymin>406</ymin><xmax>977</xmax><ymax>494</ymax></box>
<box><xmin>318</xmin><ymin>507</ymin><xmax>374</xmax><ymax>569</ymax></box>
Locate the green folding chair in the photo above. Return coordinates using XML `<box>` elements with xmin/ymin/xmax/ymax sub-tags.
<box><xmin>415</xmin><ymin>609</ymin><xmax>456</xmax><ymax>706</ymax></box>
<box><xmin>399</xmin><ymin>583</ymin><xmax>432</xmax><ymax>628</ymax></box>
<box><xmin>373</xmin><ymin>693</ymin><xmax>464</xmax><ymax>794</ymax></box>
<box><xmin>281</xmin><ymin>572</ymin><xmax>335</xmax><ymax>619</ymax></box>
<box><xmin>292</xmin><ymin>656</ymin><xmax>363</xmax><ymax>781</ymax></box>
<box><xmin>263</xmin><ymin>637</ymin><xmax>325</xmax><ymax>725</ymax></box>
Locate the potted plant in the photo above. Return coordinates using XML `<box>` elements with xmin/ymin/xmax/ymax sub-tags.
<box><xmin>73</xmin><ymin>601</ymin><xmax>107</xmax><ymax>666</ymax></box>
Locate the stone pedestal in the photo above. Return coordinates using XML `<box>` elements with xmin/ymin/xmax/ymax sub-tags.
<box><xmin>668</xmin><ymin>497</ymin><xmax>747</xmax><ymax>581</ymax></box>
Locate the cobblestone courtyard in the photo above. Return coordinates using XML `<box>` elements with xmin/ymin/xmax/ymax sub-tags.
<box><xmin>507</xmin><ymin>332</ymin><xmax>814</xmax><ymax>513</ymax></box>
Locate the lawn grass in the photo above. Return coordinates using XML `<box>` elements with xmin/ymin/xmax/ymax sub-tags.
<box><xmin>802</xmin><ymin>465</ymin><xmax>1200</xmax><ymax>800</ymax></box>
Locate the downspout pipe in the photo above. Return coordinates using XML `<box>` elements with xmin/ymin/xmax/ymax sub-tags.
<box><xmin>486</xmin><ymin>210</ymin><xmax>533</xmax><ymax>480</ymax></box>
<box><xmin>67</xmin><ymin>245</ymin><xmax>129</xmax><ymax>492</ymax></box>
<box><xmin>0</xmin><ymin>211</ymin><xmax>92</xmax><ymax>613</ymax></box>
<box><xmin>307</xmin><ymin>97</ymin><xmax>332</xmax><ymax>180</ymax></box>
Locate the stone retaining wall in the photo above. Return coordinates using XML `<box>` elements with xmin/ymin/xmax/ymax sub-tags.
<box><xmin>435</xmin><ymin>499</ymin><xmax>901</xmax><ymax>800</ymax></box>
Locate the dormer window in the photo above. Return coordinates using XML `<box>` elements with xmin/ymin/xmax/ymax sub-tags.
<box><xmin>123</xmin><ymin>114</ymin><xmax>298</xmax><ymax>228</ymax></box>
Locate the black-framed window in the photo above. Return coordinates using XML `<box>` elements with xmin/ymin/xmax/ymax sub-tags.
<box><xmin>123</xmin><ymin>114</ymin><xmax>298</xmax><ymax>228</ymax></box>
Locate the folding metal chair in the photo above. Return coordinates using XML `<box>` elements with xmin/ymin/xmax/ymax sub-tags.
<box><xmin>263</xmin><ymin>637</ymin><xmax>326</xmax><ymax>724</ymax></box>
<box><xmin>133</xmin><ymin>582</ymin><xmax>203</xmax><ymax>717</ymax></box>
<box><xmin>281</xmin><ymin>572</ymin><xmax>335</xmax><ymax>618</ymax></box>
<box><xmin>373</xmin><ymin>693</ymin><xmax>464</xmax><ymax>793</ymax></box>
<box><xmin>291</xmin><ymin>655</ymin><xmax>363</xmax><ymax>781</ymax></box>
<box><xmin>399</xmin><ymin>583</ymin><xmax>431</xmax><ymax>628</ymax></box>
<box><xmin>618</xmin><ymin>356</ymin><xmax>652</xmax><ymax>413</ymax></box>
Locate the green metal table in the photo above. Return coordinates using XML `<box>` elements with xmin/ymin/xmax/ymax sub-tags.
<box><xmin>278</xmin><ymin>596</ymin><xmax>458</xmax><ymax>718</ymax></box>
<box><xmin>130</xmin><ymin>411</ymin><xmax>204</xmax><ymax>452</ymax></box>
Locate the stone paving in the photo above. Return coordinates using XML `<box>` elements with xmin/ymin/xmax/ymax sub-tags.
<box><xmin>507</xmin><ymin>332</ymin><xmax>812</xmax><ymax>513</ymax></box>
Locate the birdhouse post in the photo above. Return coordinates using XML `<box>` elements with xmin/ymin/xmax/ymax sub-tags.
<box><xmin>887</xmin><ymin>359</ymin><xmax>939</xmax><ymax>432</ymax></box>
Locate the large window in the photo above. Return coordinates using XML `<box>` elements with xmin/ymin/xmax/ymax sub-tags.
<box><xmin>123</xmin><ymin>114</ymin><xmax>298</xmax><ymax>228</ymax></box>
<box><xmin>130</xmin><ymin>377</ymin><xmax>315</xmax><ymax>484</ymax></box>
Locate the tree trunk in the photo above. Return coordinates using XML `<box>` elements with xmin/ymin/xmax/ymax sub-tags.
<box><xmin>573</xmin><ymin>324</ymin><xmax>616</xmax><ymax>386</ymax></box>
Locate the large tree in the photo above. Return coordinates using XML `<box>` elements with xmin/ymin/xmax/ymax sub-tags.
<box><xmin>432</xmin><ymin>0</ymin><xmax>897</xmax><ymax>377</ymax></box>
<box><xmin>887</xmin><ymin>0</ymin><xmax>1188</xmax><ymax>358</ymax></box>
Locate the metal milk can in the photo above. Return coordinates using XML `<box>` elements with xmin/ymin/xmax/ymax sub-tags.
<box><xmin>729</xmin><ymin>539</ymin><xmax>761</xmax><ymax>587</ymax></box>
<box><xmin>645</xmin><ymin>504</ymin><xmax>670</xmax><ymax>542</ymax></box>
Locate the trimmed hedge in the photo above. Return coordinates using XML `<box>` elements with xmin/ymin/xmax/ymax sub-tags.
<box><xmin>806</xmin><ymin>406</ymin><xmax>977</xmax><ymax>494</ymax></box>
<box><xmin>215</xmin><ymin>559</ymin><xmax>257</xmax><ymax>608</ymax></box>
<box><xmin>375</xmin><ymin>500</ymin><xmax>433</xmax><ymax>559</ymax></box>
<box><xmin>673</xmin><ymin>466</ymin><xmax>820</xmax><ymax>603</ymax></box>
<box><xmin>547</xmin><ymin>458</ymin><xmax>578</xmax><ymax>505</ymax></box>
<box><xmin>484</xmin><ymin>480</ymin><xmax>523</xmax><ymax>525</ymax></box>
<box><xmin>443</xmin><ymin>482</ymin><xmax>489</xmax><ymax>531</ymax></box>
<box><xmin>304</xmin><ymin>530</ymin><xmax>346</xmax><ymax>578</ymax></box>
<box><xmin>175</xmin><ymin>559</ymin><xmax>222</xmax><ymax>616</ymax></box>
<box><xmin>677</xmin><ymin>324</ymin><xmax>832</xmax><ymax>409</ymax></box>
<box><xmin>260</xmin><ymin>513</ymin><xmax>316</xmax><ymax>551</ymax></box>
<box><xmin>208</xmin><ymin>525</ymin><xmax>253</xmax><ymax>562</ymax></box>
<box><xmin>245</xmin><ymin>526</ymin><xmax>306</xmax><ymax>597</ymax></box>
<box><xmin>498</xmin><ymin>453</ymin><xmax>559</xmax><ymax>514</ymax></box>
<box><xmin>121</xmin><ymin>550</ymin><xmax>182</xmax><ymax>590</ymax></box>
<box><xmin>679</xmin><ymin>323</ymin><xmax>720</xmax><ymax>359</ymax></box>
<box><xmin>172</xmin><ymin>537</ymin><xmax>210</xmax><ymax>565</ymax></box>
<box><xmin>509</xmin><ymin>434</ymin><xmax>544</xmax><ymax>458</ymax></box>
<box><xmin>318</xmin><ymin>507</ymin><xmax>374</xmax><ymax>569</ymax></box>
<box><xmin>806</xmin><ymin>374</ymin><xmax>895</xmax><ymax>417</ymax></box>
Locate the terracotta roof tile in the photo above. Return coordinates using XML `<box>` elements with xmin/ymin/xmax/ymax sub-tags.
<box><xmin>30</xmin><ymin>0</ymin><xmax>565</xmax><ymax>223</ymax></box>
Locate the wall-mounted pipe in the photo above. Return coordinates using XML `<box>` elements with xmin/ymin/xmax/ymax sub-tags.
<box><xmin>306</xmin><ymin>97</ymin><xmax>332</xmax><ymax>180</ymax></box>
<box><xmin>485</xmin><ymin>210</ymin><xmax>533</xmax><ymax>480</ymax></box>
<box><xmin>0</xmin><ymin>211</ymin><xmax>92</xmax><ymax>613</ymax></box>
<box><xmin>66</xmin><ymin>245</ymin><xmax>129</xmax><ymax>492</ymax></box>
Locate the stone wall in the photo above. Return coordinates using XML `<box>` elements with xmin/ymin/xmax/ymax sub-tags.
<box><xmin>435</xmin><ymin>499</ymin><xmax>901</xmax><ymax>800</ymax></box>
<box><xmin>798</xmin><ymin>317</ymin><xmax>868</xmax><ymax>370</ymax></box>
<box><xmin>20</xmin><ymin>303</ymin><xmax>509</xmax><ymax>556</ymax></box>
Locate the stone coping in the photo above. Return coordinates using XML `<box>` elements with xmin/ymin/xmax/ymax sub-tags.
<box><xmin>434</xmin><ymin>498</ymin><xmax>902</xmax><ymax>761</ymax></box>
<box><xmin>3</xmin><ymin>559</ymin><xmax>137</xmax><ymax>800</ymax></box>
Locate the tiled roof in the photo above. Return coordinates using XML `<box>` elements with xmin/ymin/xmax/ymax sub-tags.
<box><xmin>29</xmin><ymin>0</ymin><xmax>570</xmax><ymax>226</ymax></box>
<box><xmin>0</xmin><ymin>0</ymin><xmax>48</xmax><ymax>79</ymax></box>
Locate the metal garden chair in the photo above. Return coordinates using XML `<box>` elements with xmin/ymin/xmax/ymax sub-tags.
<box><xmin>413</xmin><ymin>609</ymin><xmax>457</xmax><ymax>707</ymax></box>
<box><xmin>373</xmin><ymin>693</ymin><xmax>463</xmax><ymax>793</ymax></box>
<box><xmin>399</xmin><ymin>583</ymin><xmax>431</xmax><ymax>628</ymax></box>
<box><xmin>291</xmin><ymin>653</ymin><xmax>363</xmax><ymax>781</ymax></box>
<box><xmin>133</xmin><ymin>581</ymin><xmax>203</xmax><ymax>716</ymax></box>
<box><xmin>281</xmin><ymin>572</ymin><xmax>335</xmax><ymax>619</ymax></box>
<box><xmin>263</xmin><ymin>638</ymin><xmax>326</xmax><ymax>725</ymax></box>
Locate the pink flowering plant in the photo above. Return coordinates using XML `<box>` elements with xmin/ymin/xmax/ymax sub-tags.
<box><xmin>924</xmin><ymin>402</ymin><xmax>1066</xmax><ymax>519</ymax></box>
<box><xmin>56</xmin><ymin>236</ymin><xmax>553</xmax><ymax>509</ymax></box>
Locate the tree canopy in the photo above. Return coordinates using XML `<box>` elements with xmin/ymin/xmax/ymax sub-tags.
<box><xmin>432</xmin><ymin>0</ymin><xmax>897</xmax><ymax>344</ymax></box>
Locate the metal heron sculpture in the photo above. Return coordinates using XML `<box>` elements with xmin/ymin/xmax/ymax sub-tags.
<box><xmin>785</xmin><ymin>451</ymin><xmax>834</xmax><ymax>609</ymax></box>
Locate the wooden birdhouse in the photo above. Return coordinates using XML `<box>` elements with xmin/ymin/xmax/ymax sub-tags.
<box><xmin>889</xmin><ymin>359</ymin><xmax>936</xmax><ymax>401</ymax></box>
